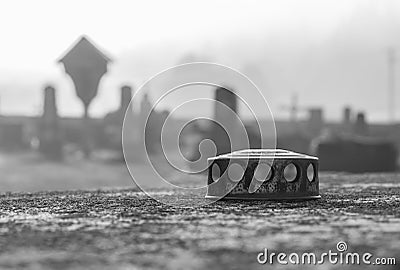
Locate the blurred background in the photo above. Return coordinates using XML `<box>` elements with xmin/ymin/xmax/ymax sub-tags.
<box><xmin>1</xmin><ymin>0</ymin><xmax>400</xmax><ymax>192</ymax></box>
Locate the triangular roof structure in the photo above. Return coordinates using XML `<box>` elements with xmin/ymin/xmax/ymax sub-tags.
<box><xmin>58</xmin><ymin>35</ymin><xmax>112</xmax><ymax>63</ymax></box>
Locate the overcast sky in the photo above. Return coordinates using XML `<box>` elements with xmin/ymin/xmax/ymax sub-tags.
<box><xmin>1</xmin><ymin>0</ymin><xmax>400</xmax><ymax>122</ymax></box>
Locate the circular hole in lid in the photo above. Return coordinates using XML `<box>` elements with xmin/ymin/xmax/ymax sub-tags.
<box><xmin>211</xmin><ymin>163</ymin><xmax>221</xmax><ymax>182</ymax></box>
<box><xmin>307</xmin><ymin>163</ymin><xmax>315</xmax><ymax>182</ymax></box>
<box><xmin>284</xmin><ymin>163</ymin><xmax>297</xmax><ymax>182</ymax></box>
<box><xmin>228</xmin><ymin>163</ymin><xmax>244</xmax><ymax>182</ymax></box>
<box><xmin>254</xmin><ymin>163</ymin><xmax>272</xmax><ymax>182</ymax></box>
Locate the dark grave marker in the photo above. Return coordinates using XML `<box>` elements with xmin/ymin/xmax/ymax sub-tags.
<box><xmin>103</xmin><ymin>85</ymin><xmax>133</xmax><ymax>159</ymax></box>
<box><xmin>39</xmin><ymin>85</ymin><xmax>62</xmax><ymax>160</ymax></box>
<box><xmin>211</xmin><ymin>87</ymin><xmax>238</xmax><ymax>155</ymax></box>
<box><xmin>58</xmin><ymin>36</ymin><xmax>111</xmax><ymax>157</ymax></box>
<box><xmin>120</xmin><ymin>85</ymin><xmax>132</xmax><ymax>116</ymax></box>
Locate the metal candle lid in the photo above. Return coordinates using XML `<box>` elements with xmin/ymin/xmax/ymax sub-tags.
<box><xmin>206</xmin><ymin>149</ymin><xmax>321</xmax><ymax>200</ymax></box>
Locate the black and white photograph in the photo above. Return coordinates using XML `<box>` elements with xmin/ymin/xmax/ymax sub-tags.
<box><xmin>0</xmin><ymin>0</ymin><xmax>399</xmax><ymax>269</ymax></box>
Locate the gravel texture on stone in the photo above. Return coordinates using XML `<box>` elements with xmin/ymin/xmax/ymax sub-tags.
<box><xmin>0</xmin><ymin>173</ymin><xmax>399</xmax><ymax>269</ymax></box>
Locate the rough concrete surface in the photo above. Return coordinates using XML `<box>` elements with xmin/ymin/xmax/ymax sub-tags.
<box><xmin>0</xmin><ymin>173</ymin><xmax>399</xmax><ymax>270</ymax></box>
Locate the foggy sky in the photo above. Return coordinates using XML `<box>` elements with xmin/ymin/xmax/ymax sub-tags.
<box><xmin>1</xmin><ymin>0</ymin><xmax>400</xmax><ymax>122</ymax></box>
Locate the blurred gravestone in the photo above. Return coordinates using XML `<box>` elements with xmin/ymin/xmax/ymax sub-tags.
<box><xmin>120</xmin><ymin>85</ymin><xmax>132</xmax><ymax>115</ymax></box>
<box><xmin>343</xmin><ymin>106</ymin><xmax>352</xmax><ymax>125</ymax></box>
<box><xmin>342</xmin><ymin>106</ymin><xmax>353</xmax><ymax>133</ymax></box>
<box><xmin>140</xmin><ymin>94</ymin><xmax>154</xmax><ymax>153</ymax></box>
<box><xmin>354</xmin><ymin>112</ymin><xmax>368</xmax><ymax>136</ymax></box>
<box><xmin>58</xmin><ymin>36</ymin><xmax>111</xmax><ymax>157</ymax></box>
<box><xmin>104</xmin><ymin>85</ymin><xmax>133</xmax><ymax>159</ymax></box>
<box><xmin>307</xmin><ymin>108</ymin><xmax>324</xmax><ymax>137</ymax></box>
<box><xmin>140</xmin><ymin>94</ymin><xmax>161</xmax><ymax>154</ymax></box>
<box><xmin>39</xmin><ymin>85</ymin><xmax>62</xmax><ymax>160</ymax></box>
<box><xmin>210</xmin><ymin>87</ymin><xmax>241</xmax><ymax>155</ymax></box>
